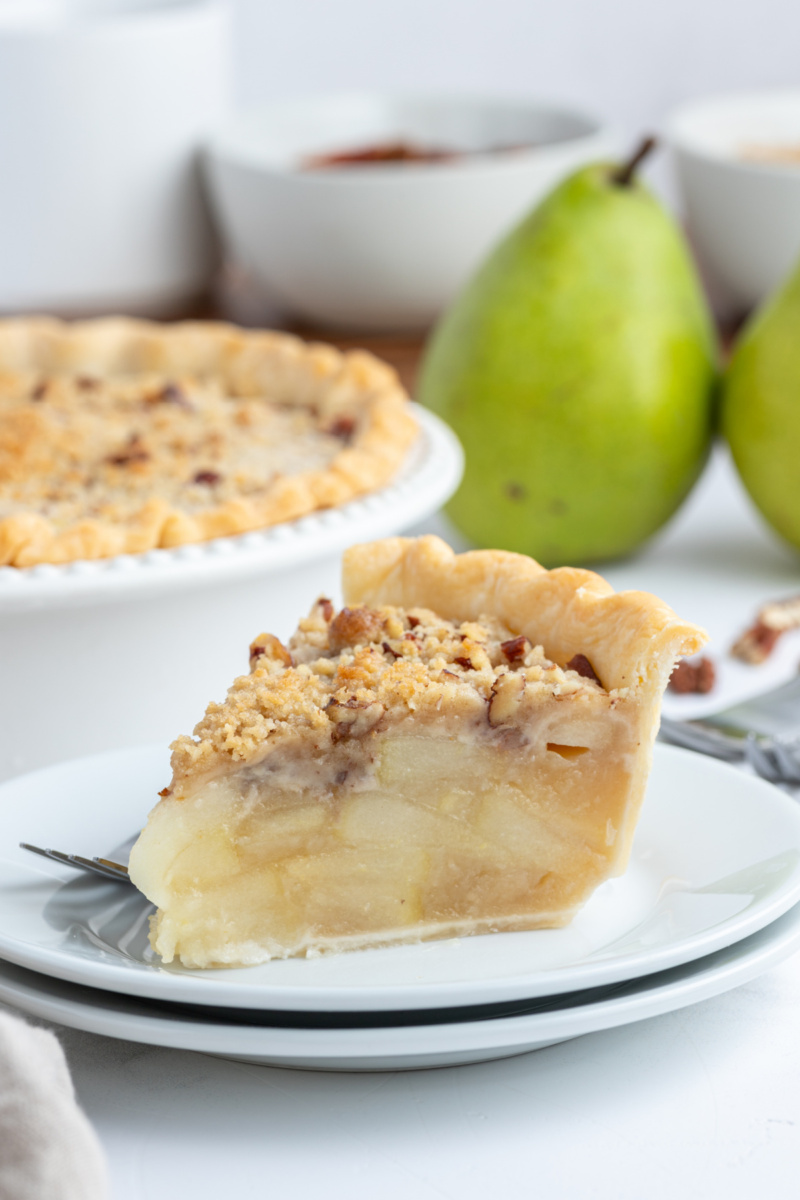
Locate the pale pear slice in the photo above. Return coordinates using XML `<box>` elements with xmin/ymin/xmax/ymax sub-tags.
<box><xmin>128</xmin><ymin>536</ymin><xmax>706</xmax><ymax>968</ymax></box>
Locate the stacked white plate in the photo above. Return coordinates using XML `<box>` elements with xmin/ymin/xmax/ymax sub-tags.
<box><xmin>1</xmin><ymin>742</ymin><xmax>800</xmax><ymax>1071</ymax></box>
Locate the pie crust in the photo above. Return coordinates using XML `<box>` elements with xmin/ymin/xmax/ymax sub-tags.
<box><xmin>128</xmin><ymin>536</ymin><xmax>707</xmax><ymax>968</ymax></box>
<box><xmin>0</xmin><ymin>317</ymin><xmax>417</xmax><ymax>567</ymax></box>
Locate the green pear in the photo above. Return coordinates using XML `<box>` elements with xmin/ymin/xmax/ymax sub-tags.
<box><xmin>722</xmin><ymin>261</ymin><xmax>800</xmax><ymax>551</ymax></box>
<box><xmin>418</xmin><ymin>144</ymin><xmax>718</xmax><ymax>566</ymax></box>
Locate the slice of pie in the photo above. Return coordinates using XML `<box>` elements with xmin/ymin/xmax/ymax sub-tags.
<box><xmin>0</xmin><ymin>317</ymin><xmax>416</xmax><ymax>566</ymax></box>
<box><xmin>128</xmin><ymin>535</ymin><xmax>707</xmax><ymax>968</ymax></box>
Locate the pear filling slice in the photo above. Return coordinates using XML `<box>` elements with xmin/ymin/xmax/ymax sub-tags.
<box><xmin>128</xmin><ymin>536</ymin><xmax>707</xmax><ymax>968</ymax></box>
<box><xmin>133</xmin><ymin>727</ymin><xmax>635</xmax><ymax>969</ymax></box>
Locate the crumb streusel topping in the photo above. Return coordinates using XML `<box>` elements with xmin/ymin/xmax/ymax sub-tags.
<box><xmin>168</xmin><ymin>598</ymin><xmax>610</xmax><ymax>794</ymax></box>
<box><xmin>0</xmin><ymin>372</ymin><xmax>360</xmax><ymax>526</ymax></box>
<box><xmin>0</xmin><ymin>318</ymin><xmax>417</xmax><ymax>566</ymax></box>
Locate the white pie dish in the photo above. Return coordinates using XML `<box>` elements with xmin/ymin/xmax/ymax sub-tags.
<box><xmin>204</xmin><ymin>93</ymin><xmax>616</xmax><ymax>331</ymax></box>
<box><xmin>0</xmin><ymin>405</ymin><xmax>462</xmax><ymax>781</ymax></box>
<box><xmin>667</xmin><ymin>89</ymin><xmax>800</xmax><ymax>317</ymax></box>
<box><xmin>2</xmin><ymin>742</ymin><xmax>799</xmax><ymax>1013</ymax></box>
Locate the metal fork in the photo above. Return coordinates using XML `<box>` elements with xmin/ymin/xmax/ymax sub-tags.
<box><xmin>659</xmin><ymin>717</ymin><xmax>800</xmax><ymax>785</ymax></box>
<box><xmin>20</xmin><ymin>842</ymin><xmax>132</xmax><ymax>884</ymax></box>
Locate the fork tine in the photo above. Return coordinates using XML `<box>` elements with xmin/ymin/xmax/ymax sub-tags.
<box><xmin>93</xmin><ymin>857</ymin><xmax>130</xmax><ymax>878</ymax></box>
<box><xmin>769</xmin><ymin>741</ymin><xmax>800</xmax><ymax>785</ymax></box>
<box><xmin>744</xmin><ymin>736</ymin><xmax>781</xmax><ymax>782</ymax></box>
<box><xmin>659</xmin><ymin>717</ymin><xmax>745</xmax><ymax>761</ymax></box>
<box><xmin>71</xmin><ymin>855</ymin><xmax>130</xmax><ymax>882</ymax></box>
<box><xmin>19</xmin><ymin>843</ymin><xmax>131</xmax><ymax>883</ymax></box>
<box><xmin>18</xmin><ymin>843</ymin><xmax>67</xmax><ymax>867</ymax></box>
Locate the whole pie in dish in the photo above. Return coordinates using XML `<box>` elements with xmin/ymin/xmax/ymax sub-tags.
<box><xmin>129</xmin><ymin>535</ymin><xmax>707</xmax><ymax>968</ymax></box>
<box><xmin>0</xmin><ymin>317</ymin><xmax>417</xmax><ymax>567</ymax></box>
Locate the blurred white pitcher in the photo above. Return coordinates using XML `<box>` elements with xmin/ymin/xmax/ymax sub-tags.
<box><xmin>0</xmin><ymin>0</ymin><xmax>230</xmax><ymax>315</ymax></box>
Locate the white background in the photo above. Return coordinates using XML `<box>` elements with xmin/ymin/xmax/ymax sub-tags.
<box><xmin>230</xmin><ymin>0</ymin><xmax>799</xmax><ymax>149</ymax></box>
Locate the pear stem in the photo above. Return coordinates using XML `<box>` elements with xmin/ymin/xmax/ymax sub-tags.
<box><xmin>612</xmin><ymin>136</ymin><xmax>657</xmax><ymax>186</ymax></box>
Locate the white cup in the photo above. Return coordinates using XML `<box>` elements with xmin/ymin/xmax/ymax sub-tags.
<box><xmin>0</xmin><ymin>0</ymin><xmax>230</xmax><ymax>315</ymax></box>
<box><xmin>667</xmin><ymin>90</ymin><xmax>800</xmax><ymax>318</ymax></box>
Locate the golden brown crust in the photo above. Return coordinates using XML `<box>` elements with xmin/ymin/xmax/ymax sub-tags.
<box><xmin>0</xmin><ymin>317</ymin><xmax>417</xmax><ymax>567</ymax></box>
<box><xmin>343</xmin><ymin>536</ymin><xmax>707</xmax><ymax>694</ymax></box>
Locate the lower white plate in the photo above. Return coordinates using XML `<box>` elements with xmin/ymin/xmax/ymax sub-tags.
<box><xmin>1</xmin><ymin>902</ymin><xmax>798</xmax><ymax>1072</ymax></box>
<box><xmin>2</xmin><ymin>743</ymin><xmax>800</xmax><ymax>1012</ymax></box>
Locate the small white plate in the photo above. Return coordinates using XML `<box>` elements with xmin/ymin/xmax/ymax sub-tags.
<box><xmin>2</xmin><ymin>743</ymin><xmax>800</xmax><ymax>1012</ymax></box>
<box><xmin>0</xmin><ymin>902</ymin><xmax>798</xmax><ymax>1072</ymax></box>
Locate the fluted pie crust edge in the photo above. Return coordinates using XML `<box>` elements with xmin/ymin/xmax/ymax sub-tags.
<box><xmin>0</xmin><ymin>317</ymin><xmax>418</xmax><ymax>567</ymax></box>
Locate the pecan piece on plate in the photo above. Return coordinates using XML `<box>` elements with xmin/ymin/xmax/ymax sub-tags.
<box><xmin>732</xmin><ymin>596</ymin><xmax>800</xmax><ymax>664</ymax></box>
<box><xmin>668</xmin><ymin>657</ymin><xmax>716</xmax><ymax>695</ymax></box>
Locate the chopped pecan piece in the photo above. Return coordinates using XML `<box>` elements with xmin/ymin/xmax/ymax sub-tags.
<box><xmin>326</xmin><ymin>415</ymin><xmax>356</xmax><ymax>441</ymax></box>
<box><xmin>30</xmin><ymin>380</ymin><xmax>48</xmax><ymax>401</ymax></box>
<box><xmin>108</xmin><ymin>435</ymin><xmax>149</xmax><ymax>467</ymax></box>
<box><xmin>732</xmin><ymin>595</ymin><xmax>800</xmax><ymax>664</ymax></box>
<box><xmin>326</xmin><ymin>697</ymin><xmax>384</xmax><ymax>741</ymax></box>
<box><xmin>668</xmin><ymin>657</ymin><xmax>716</xmax><ymax>695</ymax></box>
<box><xmin>249</xmin><ymin>632</ymin><xmax>293</xmax><ymax>670</ymax></box>
<box><xmin>407</xmin><ymin>614</ymin><xmax>421</xmax><ymax>629</ymax></box>
<box><xmin>328</xmin><ymin>606</ymin><xmax>384</xmax><ymax>652</ymax></box>
<box><xmin>154</xmin><ymin>382</ymin><xmax>193</xmax><ymax>409</ymax></box>
<box><xmin>382</xmin><ymin>641</ymin><xmax>401</xmax><ymax>660</ymax></box>
<box><xmin>318</xmin><ymin>597</ymin><xmax>334</xmax><ymax>622</ymax></box>
<box><xmin>453</xmin><ymin>655</ymin><xmax>475</xmax><ymax>670</ymax></box>
<box><xmin>566</xmin><ymin>654</ymin><xmax>602</xmax><ymax>686</ymax></box>
<box><xmin>192</xmin><ymin>470</ymin><xmax>221</xmax><ymax>486</ymax></box>
<box><xmin>501</xmin><ymin>635</ymin><xmax>530</xmax><ymax>665</ymax></box>
<box><xmin>488</xmin><ymin>673</ymin><xmax>525</xmax><ymax>726</ymax></box>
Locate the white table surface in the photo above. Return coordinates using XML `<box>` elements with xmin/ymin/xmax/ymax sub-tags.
<box><xmin>4</xmin><ymin>444</ymin><xmax>800</xmax><ymax>1200</ymax></box>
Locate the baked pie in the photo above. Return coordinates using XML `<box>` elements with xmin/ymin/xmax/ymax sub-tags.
<box><xmin>128</xmin><ymin>535</ymin><xmax>707</xmax><ymax>968</ymax></box>
<box><xmin>0</xmin><ymin>317</ymin><xmax>416</xmax><ymax>567</ymax></box>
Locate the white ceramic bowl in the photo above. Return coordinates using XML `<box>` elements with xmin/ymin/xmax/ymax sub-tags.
<box><xmin>0</xmin><ymin>0</ymin><xmax>229</xmax><ymax>315</ymax></box>
<box><xmin>205</xmin><ymin>94</ymin><xmax>616</xmax><ymax>332</ymax></box>
<box><xmin>667</xmin><ymin>90</ymin><xmax>800</xmax><ymax>317</ymax></box>
<box><xmin>0</xmin><ymin>407</ymin><xmax>462</xmax><ymax>783</ymax></box>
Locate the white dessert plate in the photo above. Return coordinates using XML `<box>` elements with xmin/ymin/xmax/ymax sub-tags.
<box><xmin>0</xmin><ymin>405</ymin><xmax>462</xmax><ymax>615</ymax></box>
<box><xmin>0</xmin><ymin>901</ymin><xmax>798</xmax><ymax>1072</ymax></box>
<box><xmin>1</xmin><ymin>744</ymin><xmax>800</xmax><ymax>1013</ymax></box>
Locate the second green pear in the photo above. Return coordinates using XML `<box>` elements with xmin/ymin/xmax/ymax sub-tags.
<box><xmin>722</xmin><ymin>261</ymin><xmax>800</xmax><ymax>552</ymax></box>
<box><xmin>418</xmin><ymin>160</ymin><xmax>718</xmax><ymax>566</ymax></box>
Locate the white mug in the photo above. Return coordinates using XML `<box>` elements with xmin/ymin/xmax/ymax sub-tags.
<box><xmin>0</xmin><ymin>0</ymin><xmax>230</xmax><ymax>315</ymax></box>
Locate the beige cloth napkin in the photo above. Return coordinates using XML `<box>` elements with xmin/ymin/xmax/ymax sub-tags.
<box><xmin>0</xmin><ymin>1010</ymin><xmax>108</xmax><ymax>1200</ymax></box>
